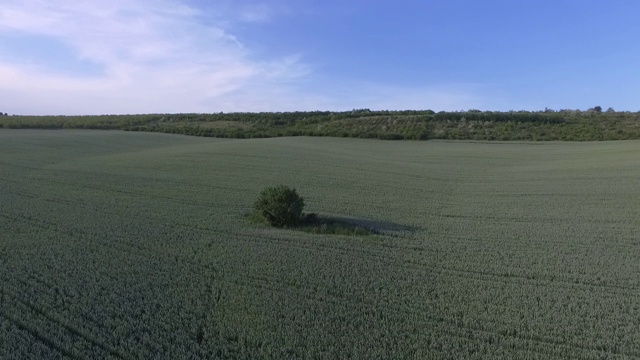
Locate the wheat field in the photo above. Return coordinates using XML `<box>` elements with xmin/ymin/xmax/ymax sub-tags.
<box><xmin>1</xmin><ymin>130</ymin><xmax>639</xmax><ymax>359</ymax></box>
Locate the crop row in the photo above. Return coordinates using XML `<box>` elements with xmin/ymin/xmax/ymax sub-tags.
<box><xmin>2</xmin><ymin>130</ymin><xmax>640</xmax><ymax>358</ymax></box>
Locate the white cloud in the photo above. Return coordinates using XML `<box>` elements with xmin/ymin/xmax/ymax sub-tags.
<box><xmin>0</xmin><ymin>0</ymin><xmax>506</xmax><ymax>115</ymax></box>
<box><xmin>0</xmin><ymin>0</ymin><xmax>310</xmax><ymax>114</ymax></box>
<box><xmin>239</xmin><ymin>3</ymin><xmax>274</xmax><ymax>23</ymax></box>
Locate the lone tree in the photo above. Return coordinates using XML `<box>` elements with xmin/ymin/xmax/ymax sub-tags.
<box><xmin>254</xmin><ymin>185</ymin><xmax>305</xmax><ymax>228</ymax></box>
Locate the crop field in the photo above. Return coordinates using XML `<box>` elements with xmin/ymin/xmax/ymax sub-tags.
<box><xmin>1</xmin><ymin>130</ymin><xmax>640</xmax><ymax>359</ymax></box>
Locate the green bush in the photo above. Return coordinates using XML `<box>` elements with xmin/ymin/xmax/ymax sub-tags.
<box><xmin>254</xmin><ymin>185</ymin><xmax>305</xmax><ymax>227</ymax></box>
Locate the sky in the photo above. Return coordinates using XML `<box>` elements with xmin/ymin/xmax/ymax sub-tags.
<box><xmin>1</xmin><ymin>0</ymin><xmax>639</xmax><ymax>115</ymax></box>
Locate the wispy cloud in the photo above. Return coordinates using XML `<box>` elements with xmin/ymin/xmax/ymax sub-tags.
<box><xmin>0</xmin><ymin>0</ymin><xmax>504</xmax><ymax>114</ymax></box>
<box><xmin>238</xmin><ymin>3</ymin><xmax>275</xmax><ymax>23</ymax></box>
<box><xmin>0</xmin><ymin>0</ymin><xmax>309</xmax><ymax>114</ymax></box>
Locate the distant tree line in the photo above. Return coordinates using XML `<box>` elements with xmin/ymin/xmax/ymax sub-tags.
<box><xmin>2</xmin><ymin>108</ymin><xmax>640</xmax><ymax>141</ymax></box>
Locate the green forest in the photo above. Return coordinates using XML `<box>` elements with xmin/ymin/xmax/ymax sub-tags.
<box><xmin>2</xmin><ymin>108</ymin><xmax>639</xmax><ymax>141</ymax></box>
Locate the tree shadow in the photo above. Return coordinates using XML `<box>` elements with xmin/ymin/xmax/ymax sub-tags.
<box><xmin>246</xmin><ymin>211</ymin><xmax>416</xmax><ymax>237</ymax></box>
<box><xmin>298</xmin><ymin>213</ymin><xmax>416</xmax><ymax>237</ymax></box>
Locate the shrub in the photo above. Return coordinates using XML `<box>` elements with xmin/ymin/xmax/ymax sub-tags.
<box><xmin>254</xmin><ymin>185</ymin><xmax>305</xmax><ymax>227</ymax></box>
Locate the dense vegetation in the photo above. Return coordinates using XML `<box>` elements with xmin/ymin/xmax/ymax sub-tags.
<box><xmin>2</xmin><ymin>108</ymin><xmax>640</xmax><ymax>140</ymax></box>
<box><xmin>254</xmin><ymin>185</ymin><xmax>305</xmax><ymax>228</ymax></box>
<box><xmin>2</xmin><ymin>130</ymin><xmax>640</xmax><ymax>358</ymax></box>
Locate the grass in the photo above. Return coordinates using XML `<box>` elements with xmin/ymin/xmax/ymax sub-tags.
<box><xmin>1</xmin><ymin>129</ymin><xmax>640</xmax><ymax>359</ymax></box>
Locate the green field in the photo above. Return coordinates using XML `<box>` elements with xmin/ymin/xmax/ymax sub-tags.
<box><xmin>1</xmin><ymin>130</ymin><xmax>639</xmax><ymax>359</ymax></box>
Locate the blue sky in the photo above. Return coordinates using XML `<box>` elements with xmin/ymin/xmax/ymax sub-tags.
<box><xmin>1</xmin><ymin>0</ymin><xmax>639</xmax><ymax>115</ymax></box>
